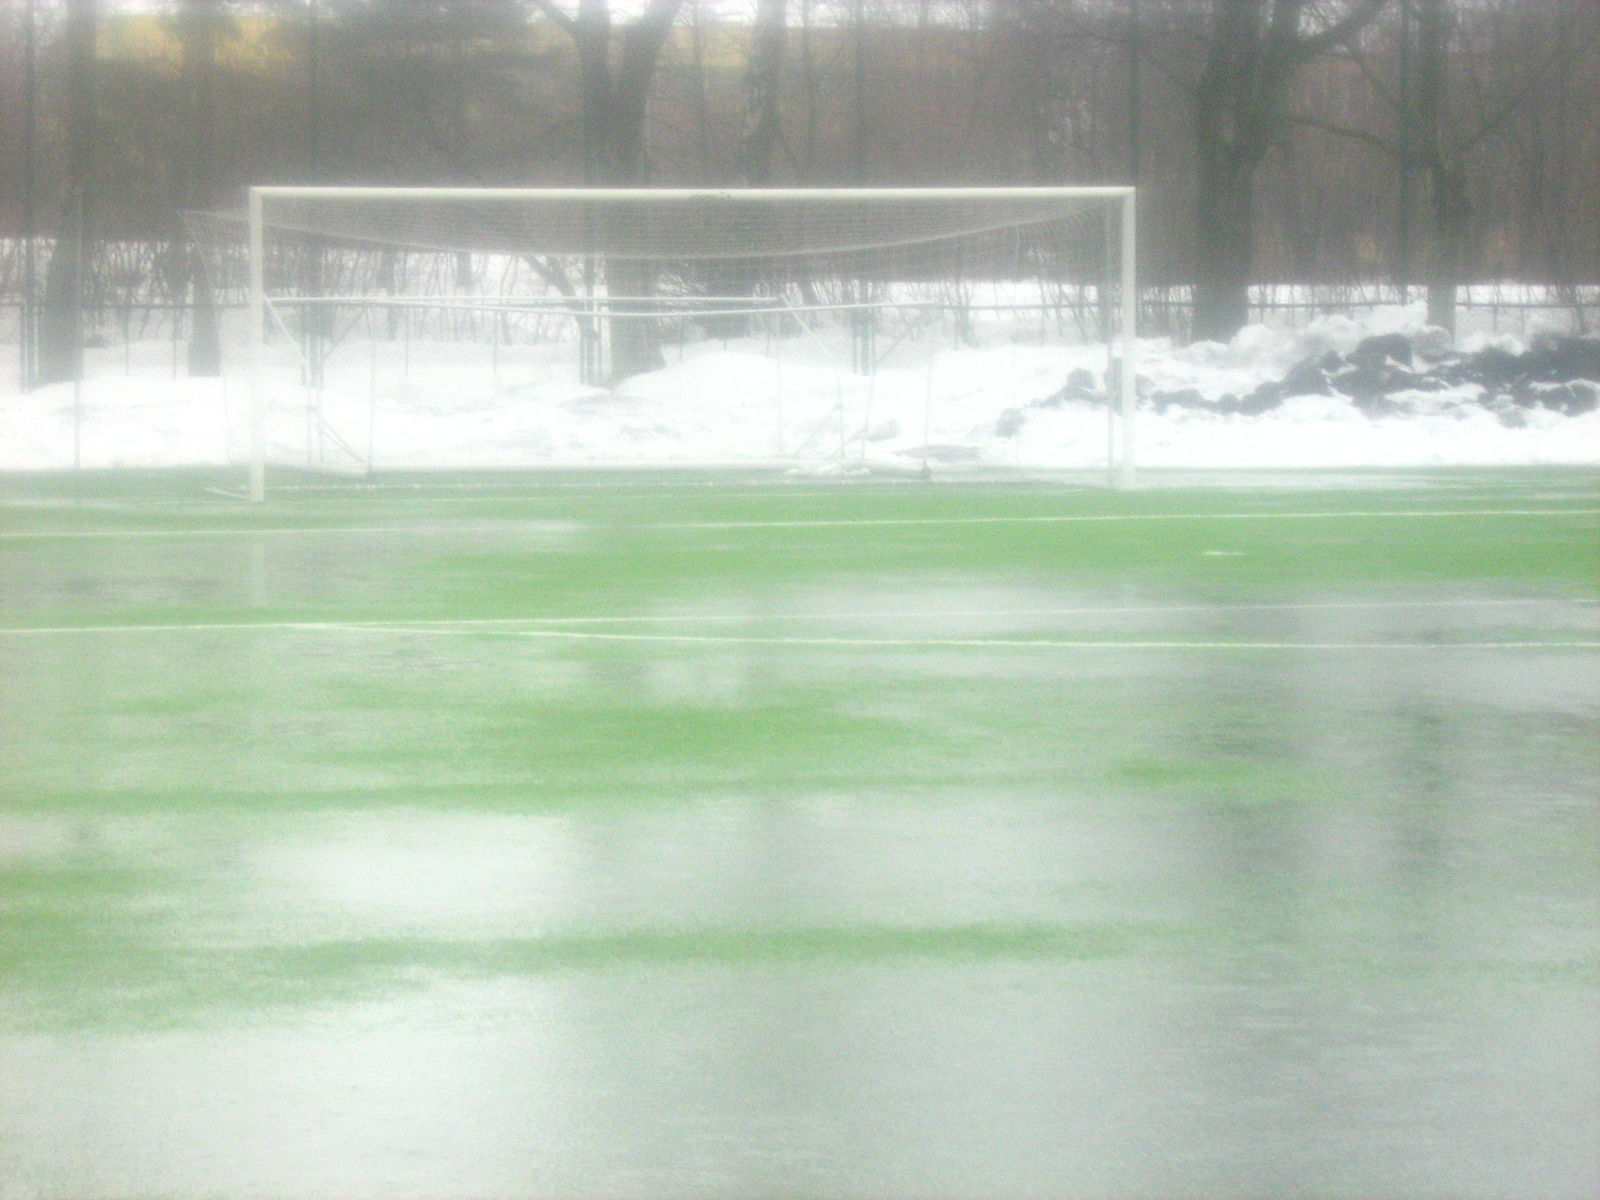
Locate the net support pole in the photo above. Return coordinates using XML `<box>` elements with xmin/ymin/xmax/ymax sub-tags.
<box><xmin>248</xmin><ymin>188</ymin><xmax>266</xmax><ymax>502</ymax></box>
<box><xmin>1117</xmin><ymin>189</ymin><xmax>1138</xmax><ymax>490</ymax></box>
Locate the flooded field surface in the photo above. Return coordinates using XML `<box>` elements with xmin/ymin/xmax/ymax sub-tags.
<box><xmin>2</xmin><ymin>467</ymin><xmax>1597</xmax><ymax>1199</ymax></box>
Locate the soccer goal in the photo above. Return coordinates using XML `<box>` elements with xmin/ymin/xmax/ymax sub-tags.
<box><xmin>231</xmin><ymin>186</ymin><xmax>1137</xmax><ymax>501</ymax></box>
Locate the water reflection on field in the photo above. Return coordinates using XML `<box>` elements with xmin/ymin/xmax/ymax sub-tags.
<box><xmin>2</xmin><ymin>588</ymin><xmax>1597</xmax><ymax>1199</ymax></box>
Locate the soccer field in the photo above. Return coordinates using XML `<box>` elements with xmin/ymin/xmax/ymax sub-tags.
<box><xmin>2</xmin><ymin>465</ymin><xmax>1598</xmax><ymax>1199</ymax></box>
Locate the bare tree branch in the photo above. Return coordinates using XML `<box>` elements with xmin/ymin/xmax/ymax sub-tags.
<box><xmin>525</xmin><ymin>0</ymin><xmax>576</xmax><ymax>33</ymax></box>
<box><xmin>1289</xmin><ymin>0</ymin><xmax>1387</xmax><ymax>64</ymax></box>
<box><xmin>1459</xmin><ymin>54</ymin><xmax>1560</xmax><ymax>155</ymax></box>
<box><xmin>1288</xmin><ymin>113</ymin><xmax>1400</xmax><ymax>160</ymax></box>
<box><xmin>1329</xmin><ymin>41</ymin><xmax>1401</xmax><ymax>113</ymax></box>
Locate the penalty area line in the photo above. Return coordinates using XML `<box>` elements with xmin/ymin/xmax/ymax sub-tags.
<box><xmin>3</xmin><ymin>620</ymin><xmax>1593</xmax><ymax>652</ymax></box>
<box><xmin>658</xmin><ymin>507</ymin><xmax>1600</xmax><ymax>530</ymax></box>
<box><xmin>0</xmin><ymin>593</ymin><xmax>1596</xmax><ymax>636</ymax></box>
<box><xmin>2</xmin><ymin>507</ymin><xmax>1597</xmax><ymax>541</ymax></box>
<box><xmin>0</xmin><ymin>596</ymin><xmax>1596</xmax><ymax>640</ymax></box>
<box><xmin>353</xmin><ymin>627</ymin><xmax>1600</xmax><ymax>651</ymax></box>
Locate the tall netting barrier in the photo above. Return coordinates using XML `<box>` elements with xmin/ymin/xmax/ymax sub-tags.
<box><xmin>196</xmin><ymin>187</ymin><xmax>1137</xmax><ymax>500</ymax></box>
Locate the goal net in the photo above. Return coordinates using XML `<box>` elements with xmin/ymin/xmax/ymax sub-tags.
<box><xmin>220</xmin><ymin>186</ymin><xmax>1137</xmax><ymax>500</ymax></box>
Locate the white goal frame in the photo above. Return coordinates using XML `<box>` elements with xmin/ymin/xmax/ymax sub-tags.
<box><xmin>245</xmin><ymin>185</ymin><xmax>1138</xmax><ymax>502</ymax></box>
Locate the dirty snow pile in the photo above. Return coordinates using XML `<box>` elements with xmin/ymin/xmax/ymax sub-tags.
<box><xmin>1</xmin><ymin>303</ymin><xmax>1596</xmax><ymax>473</ymax></box>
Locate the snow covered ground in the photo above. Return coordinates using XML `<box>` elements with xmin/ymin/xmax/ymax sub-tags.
<box><xmin>2</xmin><ymin>303</ymin><xmax>1596</xmax><ymax>474</ymax></box>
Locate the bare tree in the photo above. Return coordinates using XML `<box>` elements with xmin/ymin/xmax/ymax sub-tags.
<box><xmin>983</xmin><ymin>0</ymin><xmax>1102</xmax><ymax>184</ymax></box>
<box><xmin>37</xmin><ymin>0</ymin><xmax>97</xmax><ymax>387</ymax></box>
<box><xmin>1190</xmin><ymin>0</ymin><xmax>1385</xmax><ymax>343</ymax></box>
<box><xmin>1295</xmin><ymin>0</ymin><xmax>1580</xmax><ymax>332</ymax></box>
<box><xmin>13</xmin><ymin>0</ymin><xmax>1593</xmax><ymax>350</ymax></box>
<box><xmin>1408</xmin><ymin>0</ymin><xmax>1588</xmax><ymax>332</ymax></box>
<box><xmin>1411</xmin><ymin>0</ymin><xmax>1467</xmax><ymax>331</ymax></box>
<box><xmin>529</xmin><ymin>0</ymin><xmax>684</xmax><ymax>185</ymax></box>
<box><xmin>175</xmin><ymin>0</ymin><xmax>229</xmax><ymax>376</ymax></box>
<box><xmin>701</xmin><ymin>0</ymin><xmax>789</xmax><ymax>337</ymax></box>
<box><xmin>741</xmin><ymin>0</ymin><xmax>789</xmax><ymax>186</ymax></box>
<box><xmin>317</xmin><ymin>0</ymin><xmax>539</xmax><ymax>181</ymax></box>
<box><xmin>529</xmin><ymin>0</ymin><xmax>684</xmax><ymax>379</ymax></box>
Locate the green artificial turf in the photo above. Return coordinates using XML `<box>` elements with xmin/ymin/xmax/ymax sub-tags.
<box><xmin>2</xmin><ymin>465</ymin><xmax>1596</xmax><ymax>1027</ymax></box>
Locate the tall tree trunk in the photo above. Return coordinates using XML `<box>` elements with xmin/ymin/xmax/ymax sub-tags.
<box><xmin>1189</xmin><ymin>0</ymin><xmax>1273</xmax><ymax>344</ymax></box>
<box><xmin>1188</xmin><ymin>0</ymin><xmax>1387</xmax><ymax>344</ymax></box>
<box><xmin>37</xmin><ymin>0</ymin><xmax>96</xmax><ymax>387</ymax></box>
<box><xmin>1426</xmin><ymin>164</ymin><xmax>1469</xmax><ymax>332</ymax></box>
<box><xmin>1414</xmin><ymin>0</ymin><xmax>1459</xmax><ymax>333</ymax></box>
<box><xmin>705</xmin><ymin>0</ymin><xmax>788</xmax><ymax>338</ymax></box>
<box><xmin>1192</xmin><ymin>145</ymin><xmax>1257</xmax><ymax>342</ymax></box>
<box><xmin>544</xmin><ymin>0</ymin><xmax>683</xmax><ymax>380</ymax></box>
<box><xmin>181</xmin><ymin>0</ymin><xmax>222</xmax><ymax>376</ymax></box>
<box><xmin>740</xmin><ymin>0</ymin><xmax>787</xmax><ymax>186</ymax></box>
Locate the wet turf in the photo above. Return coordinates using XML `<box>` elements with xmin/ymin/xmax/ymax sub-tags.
<box><xmin>2</xmin><ymin>465</ymin><xmax>1597</xmax><ymax>1198</ymax></box>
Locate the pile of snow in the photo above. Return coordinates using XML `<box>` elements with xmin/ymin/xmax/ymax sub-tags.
<box><xmin>1</xmin><ymin>303</ymin><xmax>1596</xmax><ymax>473</ymax></box>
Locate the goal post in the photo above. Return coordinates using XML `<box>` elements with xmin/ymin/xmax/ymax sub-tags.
<box><xmin>247</xmin><ymin>187</ymin><xmax>267</xmax><ymax>503</ymax></box>
<box><xmin>239</xmin><ymin>185</ymin><xmax>1138</xmax><ymax>501</ymax></box>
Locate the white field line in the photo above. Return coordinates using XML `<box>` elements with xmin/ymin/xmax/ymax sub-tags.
<box><xmin>2</xmin><ymin>597</ymin><xmax>1596</xmax><ymax>649</ymax></box>
<box><xmin>0</xmin><ymin>525</ymin><xmax>486</xmax><ymax>540</ymax></box>
<box><xmin>349</xmin><ymin>627</ymin><xmax>1600</xmax><ymax>651</ymax></box>
<box><xmin>10</xmin><ymin>595</ymin><xmax>1593</xmax><ymax>632</ymax></box>
<box><xmin>253</xmin><ymin>483</ymin><xmax>887</xmax><ymax>496</ymax></box>
<box><xmin>656</xmin><ymin>508</ymin><xmax>1600</xmax><ymax>530</ymax></box>
<box><xmin>7</xmin><ymin>623</ymin><xmax>1589</xmax><ymax>652</ymax></box>
<box><xmin>2</xmin><ymin>507</ymin><xmax>1598</xmax><ymax>540</ymax></box>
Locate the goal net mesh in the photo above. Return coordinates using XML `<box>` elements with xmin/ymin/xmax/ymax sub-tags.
<box><xmin>198</xmin><ymin>188</ymin><xmax>1136</xmax><ymax>490</ymax></box>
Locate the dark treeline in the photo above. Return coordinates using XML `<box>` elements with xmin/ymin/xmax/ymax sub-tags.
<box><xmin>1</xmin><ymin>0</ymin><xmax>1596</xmax><ymax>381</ymax></box>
